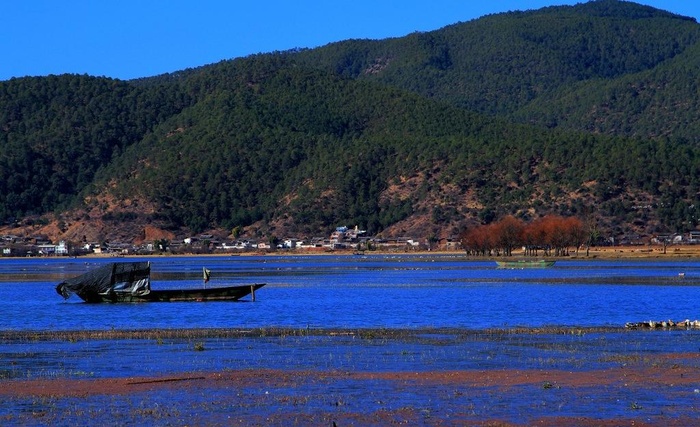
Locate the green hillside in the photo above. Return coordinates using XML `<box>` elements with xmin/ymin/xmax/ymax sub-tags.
<box><xmin>298</xmin><ymin>0</ymin><xmax>700</xmax><ymax>119</ymax></box>
<box><xmin>0</xmin><ymin>75</ymin><xmax>193</xmax><ymax>220</ymax></box>
<box><xmin>514</xmin><ymin>40</ymin><xmax>700</xmax><ymax>140</ymax></box>
<box><xmin>1</xmin><ymin>0</ymin><xmax>700</xmax><ymax>244</ymax></box>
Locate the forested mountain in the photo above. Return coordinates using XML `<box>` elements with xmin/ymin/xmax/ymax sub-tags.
<box><xmin>297</xmin><ymin>0</ymin><xmax>700</xmax><ymax>135</ymax></box>
<box><xmin>1</xmin><ymin>0</ymin><xmax>700</xmax><ymax>245</ymax></box>
<box><xmin>0</xmin><ymin>75</ymin><xmax>194</xmax><ymax>218</ymax></box>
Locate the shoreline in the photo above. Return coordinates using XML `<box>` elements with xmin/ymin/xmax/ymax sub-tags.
<box><xmin>5</xmin><ymin>244</ymin><xmax>700</xmax><ymax>260</ymax></box>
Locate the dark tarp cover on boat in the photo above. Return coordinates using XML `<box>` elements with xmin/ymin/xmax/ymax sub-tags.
<box><xmin>56</xmin><ymin>262</ymin><xmax>151</xmax><ymax>301</ymax></box>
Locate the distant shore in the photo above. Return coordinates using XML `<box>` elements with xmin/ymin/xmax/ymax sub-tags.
<box><xmin>3</xmin><ymin>245</ymin><xmax>700</xmax><ymax>261</ymax></box>
<box><xmin>567</xmin><ymin>245</ymin><xmax>700</xmax><ymax>260</ymax></box>
<box><xmin>85</xmin><ymin>244</ymin><xmax>700</xmax><ymax>261</ymax></box>
<box><xmin>4</xmin><ymin>244</ymin><xmax>700</xmax><ymax>260</ymax></box>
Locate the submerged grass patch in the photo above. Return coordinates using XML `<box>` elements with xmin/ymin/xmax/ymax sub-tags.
<box><xmin>2</xmin><ymin>327</ymin><xmax>700</xmax><ymax>425</ymax></box>
<box><xmin>0</xmin><ymin>325</ymin><xmax>627</xmax><ymax>344</ymax></box>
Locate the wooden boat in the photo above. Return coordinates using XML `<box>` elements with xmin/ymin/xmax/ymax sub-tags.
<box><xmin>495</xmin><ymin>260</ymin><xmax>555</xmax><ymax>269</ymax></box>
<box><xmin>56</xmin><ymin>261</ymin><xmax>264</xmax><ymax>303</ymax></box>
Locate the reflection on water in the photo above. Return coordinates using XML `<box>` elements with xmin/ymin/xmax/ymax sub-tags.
<box><xmin>1</xmin><ymin>255</ymin><xmax>699</xmax><ymax>331</ymax></box>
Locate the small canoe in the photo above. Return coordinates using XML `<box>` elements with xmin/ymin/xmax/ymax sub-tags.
<box><xmin>495</xmin><ymin>260</ymin><xmax>555</xmax><ymax>269</ymax></box>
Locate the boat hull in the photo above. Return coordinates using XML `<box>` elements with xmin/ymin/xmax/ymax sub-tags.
<box><xmin>496</xmin><ymin>260</ymin><xmax>555</xmax><ymax>269</ymax></box>
<box><xmin>87</xmin><ymin>284</ymin><xmax>266</xmax><ymax>303</ymax></box>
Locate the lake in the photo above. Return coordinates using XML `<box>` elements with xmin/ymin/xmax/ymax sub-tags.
<box><xmin>1</xmin><ymin>254</ymin><xmax>699</xmax><ymax>331</ymax></box>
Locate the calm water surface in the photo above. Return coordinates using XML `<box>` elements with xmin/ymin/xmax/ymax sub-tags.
<box><xmin>1</xmin><ymin>254</ymin><xmax>699</xmax><ymax>331</ymax></box>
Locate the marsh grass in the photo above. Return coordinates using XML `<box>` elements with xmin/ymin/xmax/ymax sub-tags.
<box><xmin>0</xmin><ymin>326</ymin><xmax>630</xmax><ymax>344</ymax></box>
<box><xmin>0</xmin><ymin>326</ymin><xmax>676</xmax><ymax>376</ymax></box>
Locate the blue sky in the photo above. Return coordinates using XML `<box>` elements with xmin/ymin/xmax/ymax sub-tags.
<box><xmin>1</xmin><ymin>1</ymin><xmax>698</xmax><ymax>81</ymax></box>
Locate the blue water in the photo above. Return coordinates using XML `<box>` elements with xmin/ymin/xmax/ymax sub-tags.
<box><xmin>1</xmin><ymin>254</ymin><xmax>699</xmax><ymax>331</ymax></box>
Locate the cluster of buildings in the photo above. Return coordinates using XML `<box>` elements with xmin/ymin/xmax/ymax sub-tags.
<box><xmin>652</xmin><ymin>231</ymin><xmax>700</xmax><ymax>245</ymax></box>
<box><xmin>1</xmin><ymin>235</ymin><xmax>69</xmax><ymax>257</ymax></box>
<box><xmin>7</xmin><ymin>228</ymin><xmax>700</xmax><ymax>258</ymax></box>
<box><xmin>0</xmin><ymin>226</ymin><xmax>427</xmax><ymax>257</ymax></box>
<box><xmin>176</xmin><ymin>226</ymin><xmax>426</xmax><ymax>254</ymax></box>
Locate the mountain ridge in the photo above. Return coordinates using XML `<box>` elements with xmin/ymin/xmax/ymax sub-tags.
<box><xmin>1</xmin><ymin>1</ymin><xmax>699</xmax><ymax>247</ymax></box>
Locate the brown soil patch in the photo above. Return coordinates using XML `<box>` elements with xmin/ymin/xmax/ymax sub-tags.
<box><xmin>5</xmin><ymin>365</ymin><xmax>699</xmax><ymax>426</ymax></box>
<box><xmin>5</xmin><ymin>363</ymin><xmax>698</xmax><ymax>398</ymax></box>
<box><xmin>3</xmin><ymin>328</ymin><xmax>700</xmax><ymax>426</ymax></box>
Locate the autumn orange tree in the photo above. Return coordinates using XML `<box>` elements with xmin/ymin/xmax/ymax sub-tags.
<box><xmin>460</xmin><ymin>215</ymin><xmax>586</xmax><ymax>257</ymax></box>
<box><xmin>492</xmin><ymin>215</ymin><xmax>524</xmax><ymax>256</ymax></box>
<box><xmin>460</xmin><ymin>224</ymin><xmax>495</xmax><ymax>256</ymax></box>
